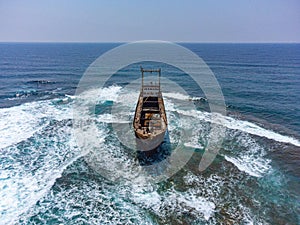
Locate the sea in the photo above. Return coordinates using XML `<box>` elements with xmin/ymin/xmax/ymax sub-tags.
<box><xmin>0</xmin><ymin>43</ymin><xmax>299</xmax><ymax>225</ymax></box>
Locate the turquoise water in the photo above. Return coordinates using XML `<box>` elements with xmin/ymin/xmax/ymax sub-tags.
<box><xmin>0</xmin><ymin>43</ymin><xmax>299</xmax><ymax>224</ymax></box>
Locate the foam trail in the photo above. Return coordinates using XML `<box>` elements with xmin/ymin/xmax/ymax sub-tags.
<box><xmin>221</xmin><ymin>115</ymin><xmax>300</xmax><ymax>147</ymax></box>
<box><xmin>177</xmin><ymin>109</ymin><xmax>300</xmax><ymax>147</ymax></box>
<box><xmin>224</xmin><ymin>156</ymin><xmax>270</xmax><ymax>177</ymax></box>
<box><xmin>224</xmin><ymin>131</ymin><xmax>272</xmax><ymax>177</ymax></box>
<box><xmin>160</xmin><ymin>91</ymin><xmax>300</xmax><ymax>147</ymax></box>
<box><xmin>163</xmin><ymin>92</ymin><xmax>206</xmax><ymax>102</ymax></box>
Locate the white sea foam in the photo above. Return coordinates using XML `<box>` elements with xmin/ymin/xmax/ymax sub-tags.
<box><xmin>180</xmin><ymin>112</ymin><xmax>272</xmax><ymax>177</ymax></box>
<box><xmin>184</xmin><ymin>142</ymin><xmax>204</xmax><ymax>149</ymax></box>
<box><xmin>183</xmin><ymin>172</ymin><xmax>225</xmax><ymax>200</ymax></box>
<box><xmin>0</xmin><ymin>123</ymin><xmax>106</xmax><ymax>225</ymax></box>
<box><xmin>182</xmin><ymin>172</ymin><xmax>270</xmax><ymax>223</ymax></box>
<box><xmin>164</xmin><ymin>92</ymin><xmax>191</xmax><ymax>100</ymax></box>
<box><xmin>106</xmin><ymin>88</ymin><xmax>300</xmax><ymax>149</ymax></box>
<box><xmin>223</xmin><ymin>132</ymin><xmax>271</xmax><ymax>177</ymax></box>
<box><xmin>65</xmin><ymin>94</ymin><xmax>76</xmax><ymax>99</ymax></box>
<box><xmin>164</xmin><ymin>99</ymin><xmax>177</xmax><ymax>112</ymax></box>
<box><xmin>114</xmin><ymin>90</ymin><xmax>139</xmax><ymax>105</ymax></box>
<box><xmin>96</xmin><ymin>113</ymin><xmax>130</xmax><ymax>124</ymax></box>
<box><xmin>221</xmin><ymin>115</ymin><xmax>300</xmax><ymax>147</ymax></box>
<box><xmin>164</xmin><ymin>93</ymin><xmax>300</xmax><ymax>147</ymax></box>
<box><xmin>174</xmin><ymin>190</ymin><xmax>215</xmax><ymax>220</ymax></box>
<box><xmin>77</xmin><ymin>85</ymin><xmax>122</xmax><ymax>104</ymax></box>
<box><xmin>18</xmin><ymin>175</ymin><xmax>154</xmax><ymax>225</ymax></box>
<box><xmin>239</xmin><ymin>205</ymin><xmax>267</xmax><ymax>225</ymax></box>
<box><xmin>110</xmin><ymin>88</ymin><xmax>280</xmax><ymax>179</ymax></box>
<box><xmin>177</xmin><ymin>109</ymin><xmax>300</xmax><ymax>147</ymax></box>
<box><xmin>0</xmin><ymin>100</ymin><xmax>72</xmax><ymax>149</ymax></box>
<box><xmin>0</xmin><ymin>86</ymin><xmax>297</xmax><ymax>224</ymax></box>
<box><xmin>130</xmin><ymin>179</ymin><xmax>216</xmax><ymax>222</ymax></box>
<box><xmin>131</xmin><ymin>185</ymin><xmax>215</xmax><ymax>221</ymax></box>
<box><xmin>224</xmin><ymin>155</ymin><xmax>269</xmax><ymax>178</ymax></box>
<box><xmin>164</xmin><ymin>92</ymin><xmax>205</xmax><ymax>102</ymax></box>
<box><xmin>0</xmin><ymin>90</ymin><xmax>108</xmax><ymax>224</ymax></box>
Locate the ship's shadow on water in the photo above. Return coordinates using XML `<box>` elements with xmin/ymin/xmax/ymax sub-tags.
<box><xmin>136</xmin><ymin>130</ymin><xmax>172</xmax><ymax>168</ymax></box>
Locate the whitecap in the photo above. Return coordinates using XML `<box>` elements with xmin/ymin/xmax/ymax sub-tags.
<box><xmin>177</xmin><ymin>109</ymin><xmax>300</xmax><ymax>147</ymax></box>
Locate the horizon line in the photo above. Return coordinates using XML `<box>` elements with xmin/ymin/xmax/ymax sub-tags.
<box><xmin>0</xmin><ymin>40</ymin><xmax>300</xmax><ymax>44</ymax></box>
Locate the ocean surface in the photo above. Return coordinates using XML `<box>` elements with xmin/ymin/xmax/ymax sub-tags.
<box><xmin>0</xmin><ymin>43</ymin><xmax>299</xmax><ymax>224</ymax></box>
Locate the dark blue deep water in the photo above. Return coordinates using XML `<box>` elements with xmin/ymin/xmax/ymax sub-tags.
<box><xmin>0</xmin><ymin>43</ymin><xmax>299</xmax><ymax>224</ymax></box>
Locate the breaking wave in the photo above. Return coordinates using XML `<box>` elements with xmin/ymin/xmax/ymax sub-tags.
<box><xmin>0</xmin><ymin>85</ymin><xmax>299</xmax><ymax>223</ymax></box>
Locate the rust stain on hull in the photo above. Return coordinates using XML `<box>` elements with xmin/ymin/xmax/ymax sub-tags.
<box><xmin>133</xmin><ymin>67</ymin><xmax>168</xmax><ymax>152</ymax></box>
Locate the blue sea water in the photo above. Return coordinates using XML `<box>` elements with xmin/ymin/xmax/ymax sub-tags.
<box><xmin>0</xmin><ymin>43</ymin><xmax>299</xmax><ymax>224</ymax></box>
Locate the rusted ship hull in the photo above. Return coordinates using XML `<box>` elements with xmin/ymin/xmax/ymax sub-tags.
<box><xmin>135</xmin><ymin>125</ymin><xmax>166</xmax><ymax>152</ymax></box>
<box><xmin>133</xmin><ymin>68</ymin><xmax>168</xmax><ymax>153</ymax></box>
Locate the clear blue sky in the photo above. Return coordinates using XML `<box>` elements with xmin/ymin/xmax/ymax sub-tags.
<box><xmin>0</xmin><ymin>0</ymin><xmax>299</xmax><ymax>42</ymax></box>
